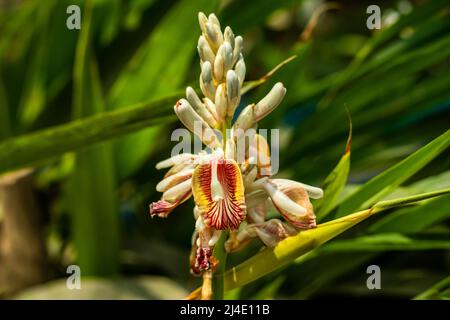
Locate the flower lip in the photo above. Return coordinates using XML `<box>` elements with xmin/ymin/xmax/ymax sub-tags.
<box><xmin>263</xmin><ymin>179</ymin><xmax>317</xmax><ymax>230</ymax></box>
<box><xmin>192</xmin><ymin>157</ymin><xmax>246</xmax><ymax>230</ymax></box>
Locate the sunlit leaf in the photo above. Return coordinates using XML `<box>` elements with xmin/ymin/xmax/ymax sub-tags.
<box><xmin>314</xmin><ymin>119</ymin><xmax>351</xmax><ymax>221</ymax></box>
<box><xmin>336</xmin><ymin>129</ymin><xmax>450</xmax><ymax>217</ymax></box>
<box><xmin>222</xmin><ymin>188</ymin><xmax>450</xmax><ymax>291</ymax></box>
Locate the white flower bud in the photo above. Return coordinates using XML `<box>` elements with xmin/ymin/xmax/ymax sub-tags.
<box><xmin>203</xmin><ymin>98</ymin><xmax>220</xmax><ymax>123</ymax></box>
<box><xmin>198</xmin><ymin>12</ymin><xmax>208</xmax><ymax>34</ymax></box>
<box><xmin>213</xmin><ymin>50</ymin><xmax>224</xmax><ymax>81</ymax></box>
<box><xmin>156</xmin><ymin>168</ymin><xmax>194</xmax><ymax>192</ymax></box>
<box><xmin>186</xmin><ymin>86</ymin><xmax>219</xmax><ymax>128</ymax></box>
<box><xmin>235</xmin><ymin>57</ymin><xmax>246</xmax><ymax>86</ymax></box>
<box><xmin>254</xmin><ymin>82</ymin><xmax>286</xmax><ymax>121</ymax></box>
<box><xmin>233</xmin><ymin>104</ymin><xmax>255</xmax><ymax>132</ymax></box>
<box><xmin>197</xmin><ymin>36</ymin><xmax>215</xmax><ymax>65</ymax></box>
<box><xmin>208</xmin><ymin>13</ymin><xmax>221</xmax><ymax>30</ymax></box>
<box><xmin>205</xmin><ymin>22</ymin><xmax>223</xmax><ymax>51</ymax></box>
<box><xmin>224</xmin><ymin>26</ymin><xmax>235</xmax><ymax>50</ymax></box>
<box><xmin>215</xmin><ymin>83</ymin><xmax>228</xmax><ymax>121</ymax></box>
<box><xmin>233</xmin><ymin>36</ymin><xmax>243</xmax><ymax>64</ymax></box>
<box><xmin>226</xmin><ymin>70</ymin><xmax>240</xmax><ymax>117</ymax></box>
<box><xmin>200</xmin><ymin>61</ymin><xmax>215</xmax><ymax>100</ymax></box>
<box><xmin>214</xmin><ymin>42</ymin><xmax>233</xmax><ymax>81</ymax></box>
<box><xmin>174</xmin><ymin>99</ymin><xmax>220</xmax><ymax>148</ymax></box>
<box><xmin>162</xmin><ymin>178</ymin><xmax>192</xmax><ymax>203</ymax></box>
<box><xmin>222</xmin><ymin>41</ymin><xmax>234</xmax><ymax>72</ymax></box>
<box><xmin>225</xmin><ymin>138</ymin><xmax>236</xmax><ymax>160</ymax></box>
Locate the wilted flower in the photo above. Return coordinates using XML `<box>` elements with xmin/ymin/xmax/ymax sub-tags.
<box><xmin>149</xmin><ymin>12</ymin><xmax>323</xmax><ymax>299</ymax></box>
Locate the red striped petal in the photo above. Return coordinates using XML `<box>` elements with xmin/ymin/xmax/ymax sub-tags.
<box><xmin>192</xmin><ymin>158</ymin><xmax>246</xmax><ymax>230</ymax></box>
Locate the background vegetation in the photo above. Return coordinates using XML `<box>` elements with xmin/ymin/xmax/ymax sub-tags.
<box><xmin>0</xmin><ymin>0</ymin><xmax>449</xmax><ymax>299</ymax></box>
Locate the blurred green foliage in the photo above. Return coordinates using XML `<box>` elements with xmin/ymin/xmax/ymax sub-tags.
<box><xmin>0</xmin><ymin>0</ymin><xmax>449</xmax><ymax>299</ymax></box>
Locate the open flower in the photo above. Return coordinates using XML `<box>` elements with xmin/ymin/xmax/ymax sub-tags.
<box><xmin>149</xmin><ymin>12</ymin><xmax>323</xmax><ymax>299</ymax></box>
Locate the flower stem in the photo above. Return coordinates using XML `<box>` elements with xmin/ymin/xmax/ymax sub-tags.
<box><xmin>212</xmin><ymin>230</ymin><xmax>228</xmax><ymax>300</ymax></box>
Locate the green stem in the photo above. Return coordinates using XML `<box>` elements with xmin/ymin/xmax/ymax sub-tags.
<box><xmin>212</xmin><ymin>231</ymin><xmax>228</xmax><ymax>300</ymax></box>
<box><xmin>0</xmin><ymin>94</ymin><xmax>178</xmax><ymax>175</ymax></box>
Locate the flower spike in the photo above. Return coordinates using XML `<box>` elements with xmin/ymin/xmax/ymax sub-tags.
<box><xmin>150</xmin><ymin>12</ymin><xmax>323</xmax><ymax>297</ymax></box>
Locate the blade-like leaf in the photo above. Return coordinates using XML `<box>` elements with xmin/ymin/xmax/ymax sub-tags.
<box><xmin>336</xmin><ymin>129</ymin><xmax>450</xmax><ymax>217</ymax></box>
<box><xmin>320</xmin><ymin>233</ymin><xmax>450</xmax><ymax>252</ymax></box>
<box><xmin>222</xmin><ymin>189</ymin><xmax>450</xmax><ymax>291</ymax></box>
<box><xmin>369</xmin><ymin>194</ymin><xmax>450</xmax><ymax>233</ymax></box>
<box><xmin>314</xmin><ymin>119</ymin><xmax>351</xmax><ymax>221</ymax></box>
<box><xmin>414</xmin><ymin>275</ymin><xmax>450</xmax><ymax>300</ymax></box>
<box><xmin>67</xmin><ymin>0</ymin><xmax>119</xmax><ymax>276</ymax></box>
<box><xmin>0</xmin><ymin>93</ymin><xmax>179</xmax><ymax>175</ymax></box>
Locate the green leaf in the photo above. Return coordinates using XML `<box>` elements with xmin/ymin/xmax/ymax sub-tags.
<box><xmin>318</xmin><ymin>0</ymin><xmax>449</xmax><ymax>109</ymax></box>
<box><xmin>17</xmin><ymin>1</ymin><xmax>55</xmax><ymax>128</ymax></box>
<box><xmin>0</xmin><ymin>93</ymin><xmax>179</xmax><ymax>175</ymax></box>
<box><xmin>369</xmin><ymin>194</ymin><xmax>450</xmax><ymax>234</ymax></box>
<box><xmin>251</xmin><ymin>276</ymin><xmax>286</xmax><ymax>300</ymax></box>
<box><xmin>320</xmin><ymin>233</ymin><xmax>450</xmax><ymax>252</ymax></box>
<box><xmin>414</xmin><ymin>275</ymin><xmax>450</xmax><ymax>300</ymax></box>
<box><xmin>222</xmin><ymin>189</ymin><xmax>450</xmax><ymax>291</ymax></box>
<box><xmin>335</xmin><ymin>129</ymin><xmax>450</xmax><ymax>217</ymax></box>
<box><xmin>314</xmin><ymin>120</ymin><xmax>351</xmax><ymax>221</ymax></box>
<box><xmin>66</xmin><ymin>0</ymin><xmax>119</xmax><ymax>276</ymax></box>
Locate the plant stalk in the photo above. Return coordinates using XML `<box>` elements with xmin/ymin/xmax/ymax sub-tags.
<box><xmin>212</xmin><ymin>231</ymin><xmax>228</xmax><ymax>300</ymax></box>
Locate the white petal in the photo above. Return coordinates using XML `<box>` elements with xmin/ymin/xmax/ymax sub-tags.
<box><xmin>162</xmin><ymin>178</ymin><xmax>192</xmax><ymax>203</ymax></box>
<box><xmin>263</xmin><ymin>181</ymin><xmax>307</xmax><ymax>216</ymax></box>
<box><xmin>274</xmin><ymin>178</ymin><xmax>323</xmax><ymax>199</ymax></box>
<box><xmin>155</xmin><ymin>153</ymin><xmax>196</xmax><ymax>169</ymax></box>
<box><xmin>210</xmin><ymin>157</ymin><xmax>225</xmax><ymax>201</ymax></box>
<box><xmin>156</xmin><ymin>168</ymin><xmax>194</xmax><ymax>192</ymax></box>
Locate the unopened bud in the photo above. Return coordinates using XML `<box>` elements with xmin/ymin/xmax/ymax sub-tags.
<box><xmin>215</xmin><ymin>83</ymin><xmax>228</xmax><ymax>121</ymax></box>
<box><xmin>200</xmin><ymin>61</ymin><xmax>216</xmax><ymax>100</ymax></box>
<box><xmin>226</xmin><ymin>70</ymin><xmax>240</xmax><ymax>117</ymax></box>
<box><xmin>186</xmin><ymin>87</ymin><xmax>219</xmax><ymax>128</ymax></box>
<box><xmin>233</xmin><ymin>36</ymin><xmax>243</xmax><ymax>64</ymax></box>
<box><xmin>235</xmin><ymin>57</ymin><xmax>246</xmax><ymax>86</ymax></box>
<box><xmin>224</xmin><ymin>26</ymin><xmax>235</xmax><ymax>50</ymax></box>
<box><xmin>197</xmin><ymin>36</ymin><xmax>215</xmax><ymax>65</ymax></box>
<box><xmin>254</xmin><ymin>82</ymin><xmax>286</xmax><ymax>121</ymax></box>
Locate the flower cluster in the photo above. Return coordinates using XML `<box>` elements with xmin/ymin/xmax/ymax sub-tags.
<box><xmin>149</xmin><ymin>12</ymin><xmax>323</xmax><ymax>279</ymax></box>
